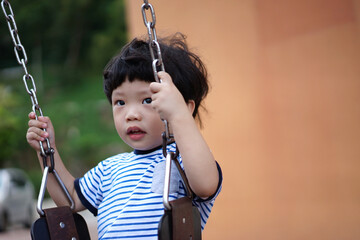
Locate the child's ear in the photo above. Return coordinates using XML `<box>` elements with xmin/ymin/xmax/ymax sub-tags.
<box><xmin>186</xmin><ymin>100</ymin><xmax>195</xmax><ymax>115</ymax></box>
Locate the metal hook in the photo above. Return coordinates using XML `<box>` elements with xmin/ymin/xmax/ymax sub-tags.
<box><xmin>162</xmin><ymin>152</ymin><xmax>193</xmax><ymax>210</ymax></box>
<box><xmin>37</xmin><ymin>167</ymin><xmax>75</xmax><ymax>216</ymax></box>
<box><xmin>163</xmin><ymin>153</ymin><xmax>173</xmax><ymax>210</ymax></box>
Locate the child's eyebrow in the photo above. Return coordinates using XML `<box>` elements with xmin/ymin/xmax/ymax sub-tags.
<box><xmin>137</xmin><ymin>89</ymin><xmax>152</xmax><ymax>95</ymax></box>
<box><xmin>112</xmin><ymin>89</ymin><xmax>151</xmax><ymax>97</ymax></box>
<box><xmin>111</xmin><ymin>91</ymin><xmax>124</xmax><ymax>97</ymax></box>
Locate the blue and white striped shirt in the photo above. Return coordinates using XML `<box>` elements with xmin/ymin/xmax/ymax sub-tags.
<box><xmin>75</xmin><ymin>143</ymin><xmax>222</xmax><ymax>239</ymax></box>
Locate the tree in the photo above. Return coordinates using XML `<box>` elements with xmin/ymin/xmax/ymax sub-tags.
<box><xmin>0</xmin><ymin>0</ymin><xmax>127</xmax><ymax>83</ymax></box>
<box><xmin>0</xmin><ymin>85</ymin><xmax>21</xmax><ymax>166</ymax></box>
<box><xmin>0</xmin><ymin>0</ymin><xmax>129</xmax><ymax>172</ymax></box>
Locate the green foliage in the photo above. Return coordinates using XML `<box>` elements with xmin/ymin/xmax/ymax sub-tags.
<box><xmin>0</xmin><ymin>0</ymin><xmax>130</xmax><ymax>190</ymax></box>
<box><xmin>0</xmin><ymin>85</ymin><xmax>21</xmax><ymax>164</ymax></box>
<box><xmin>0</xmin><ymin>0</ymin><xmax>127</xmax><ymax>83</ymax></box>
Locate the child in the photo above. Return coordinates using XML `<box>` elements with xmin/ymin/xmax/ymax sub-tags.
<box><xmin>27</xmin><ymin>33</ymin><xmax>222</xmax><ymax>239</ymax></box>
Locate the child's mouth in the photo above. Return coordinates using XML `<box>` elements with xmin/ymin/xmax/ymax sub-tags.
<box><xmin>127</xmin><ymin>127</ymin><xmax>146</xmax><ymax>140</ymax></box>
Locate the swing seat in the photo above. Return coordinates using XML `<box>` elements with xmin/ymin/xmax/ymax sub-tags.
<box><xmin>158</xmin><ymin>196</ymin><xmax>202</xmax><ymax>240</ymax></box>
<box><xmin>157</xmin><ymin>149</ymin><xmax>202</xmax><ymax>240</ymax></box>
<box><xmin>31</xmin><ymin>206</ymin><xmax>90</xmax><ymax>240</ymax></box>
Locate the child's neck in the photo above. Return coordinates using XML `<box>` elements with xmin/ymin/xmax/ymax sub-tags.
<box><xmin>134</xmin><ymin>145</ymin><xmax>162</xmax><ymax>155</ymax></box>
<box><xmin>133</xmin><ymin>141</ymin><xmax>175</xmax><ymax>155</ymax></box>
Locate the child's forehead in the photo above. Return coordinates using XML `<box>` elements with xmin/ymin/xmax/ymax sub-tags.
<box><xmin>113</xmin><ymin>78</ymin><xmax>151</xmax><ymax>95</ymax></box>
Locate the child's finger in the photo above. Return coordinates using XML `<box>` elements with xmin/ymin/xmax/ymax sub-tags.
<box><xmin>28</xmin><ymin>111</ymin><xmax>36</xmax><ymax>119</ymax></box>
<box><xmin>28</xmin><ymin>119</ymin><xmax>47</xmax><ymax>129</ymax></box>
<box><xmin>149</xmin><ymin>81</ymin><xmax>162</xmax><ymax>94</ymax></box>
<box><xmin>28</xmin><ymin>112</ymin><xmax>50</xmax><ymax>123</ymax></box>
<box><xmin>28</xmin><ymin>126</ymin><xmax>48</xmax><ymax>137</ymax></box>
<box><xmin>157</xmin><ymin>71</ymin><xmax>172</xmax><ymax>83</ymax></box>
<box><xmin>26</xmin><ymin>128</ymin><xmax>46</xmax><ymax>142</ymax></box>
<box><xmin>150</xmin><ymin>72</ymin><xmax>173</xmax><ymax>93</ymax></box>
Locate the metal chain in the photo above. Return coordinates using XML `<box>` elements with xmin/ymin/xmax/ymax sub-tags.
<box><xmin>141</xmin><ymin>3</ymin><xmax>181</xmax><ymax>211</ymax></box>
<box><xmin>141</xmin><ymin>0</ymin><xmax>175</xmax><ymax>157</ymax></box>
<box><xmin>1</xmin><ymin>0</ymin><xmax>55</xmax><ymax>171</ymax></box>
<box><xmin>141</xmin><ymin>1</ymin><xmax>165</xmax><ymax>82</ymax></box>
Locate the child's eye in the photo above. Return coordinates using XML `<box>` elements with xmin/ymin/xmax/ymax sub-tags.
<box><xmin>115</xmin><ymin>100</ymin><xmax>125</xmax><ymax>106</ymax></box>
<box><xmin>142</xmin><ymin>98</ymin><xmax>152</xmax><ymax>104</ymax></box>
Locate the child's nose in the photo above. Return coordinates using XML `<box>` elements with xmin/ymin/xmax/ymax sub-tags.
<box><xmin>125</xmin><ymin>108</ymin><xmax>142</xmax><ymax>121</ymax></box>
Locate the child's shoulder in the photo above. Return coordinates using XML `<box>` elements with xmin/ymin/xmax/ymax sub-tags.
<box><xmin>101</xmin><ymin>150</ymin><xmax>159</xmax><ymax>166</ymax></box>
<box><xmin>94</xmin><ymin>151</ymin><xmax>136</xmax><ymax>174</ymax></box>
<box><xmin>102</xmin><ymin>151</ymin><xmax>136</xmax><ymax>164</ymax></box>
<box><xmin>97</xmin><ymin>150</ymin><xmax>163</xmax><ymax>174</ymax></box>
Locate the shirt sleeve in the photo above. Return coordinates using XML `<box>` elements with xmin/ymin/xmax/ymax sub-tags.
<box><xmin>74</xmin><ymin>161</ymin><xmax>107</xmax><ymax>216</ymax></box>
<box><xmin>192</xmin><ymin>161</ymin><xmax>223</xmax><ymax>230</ymax></box>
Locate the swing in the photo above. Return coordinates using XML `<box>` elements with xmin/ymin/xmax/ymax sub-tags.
<box><xmin>157</xmin><ymin>143</ymin><xmax>201</xmax><ymax>240</ymax></box>
<box><xmin>2</xmin><ymin>0</ymin><xmax>201</xmax><ymax>239</ymax></box>
<box><xmin>141</xmin><ymin>1</ymin><xmax>202</xmax><ymax>239</ymax></box>
<box><xmin>1</xmin><ymin>1</ymin><xmax>90</xmax><ymax>239</ymax></box>
<box><xmin>30</xmin><ymin>165</ymin><xmax>90</xmax><ymax>240</ymax></box>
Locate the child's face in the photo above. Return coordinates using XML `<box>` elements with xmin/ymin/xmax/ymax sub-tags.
<box><xmin>111</xmin><ymin>78</ymin><xmax>164</xmax><ymax>150</ymax></box>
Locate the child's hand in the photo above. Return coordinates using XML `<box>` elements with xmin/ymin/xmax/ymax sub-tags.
<box><xmin>150</xmin><ymin>71</ymin><xmax>192</xmax><ymax>123</ymax></box>
<box><xmin>26</xmin><ymin>112</ymin><xmax>56</xmax><ymax>152</ymax></box>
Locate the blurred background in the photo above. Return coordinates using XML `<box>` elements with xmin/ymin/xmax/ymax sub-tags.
<box><xmin>1</xmin><ymin>0</ymin><xmax>360</xmax><ymax>239</ymax></box>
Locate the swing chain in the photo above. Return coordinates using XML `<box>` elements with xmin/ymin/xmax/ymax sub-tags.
<box><xmin>141</xmin><ymin>0</ymin><xmax>175</xmax><ymax>157</ymax></box>
<box><xmin>1</xmin><ymin>0</ymin><xmax>55</xmax><ymax>172</ymax></box>
<box><xmin>141</xmin><ymin>1</ymin><xmax>165</xmax><ymax>83</ymax></box>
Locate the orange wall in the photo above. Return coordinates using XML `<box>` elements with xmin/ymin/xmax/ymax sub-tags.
<box><xmin>126</xmin><ymin>1</ymin><xmax>360</xmax><ymax>239</ymax></box>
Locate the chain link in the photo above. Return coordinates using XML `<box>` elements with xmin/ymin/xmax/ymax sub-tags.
<box><xmin>141</xmin><ymin>0</ymin><xmax>176</xmax><ymax>157</ymax></box>
<box><xmin>141</xmin><ymin>1</ymin><xmax>165</xmax><ymax>83</ymax></box>
<box><xmin>1</xmin><ymin>0</ymin><xmax>55</xmax><ymax>171</ymax></box>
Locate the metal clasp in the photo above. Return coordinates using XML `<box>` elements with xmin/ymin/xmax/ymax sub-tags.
<box><xmin>163</xmin><ymin>152</ymin><xmax>174</xmax><ymax>210</ymax></box>
<box><xmin>37</xmin><ymin>167</ymin><xmax>75</xmax><ymax>216</ymax></box>
<box><xmin>162</xmin><ymin>151</ymin><xmax>193</xmax><ymax>211</ymax></box>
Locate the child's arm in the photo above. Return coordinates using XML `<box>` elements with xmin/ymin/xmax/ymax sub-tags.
<box><xmin>150</xmin><ymin>72</ymin><xmax>219</xmax><ymax>199</ymax></box>
<box><xmin>27</xmin><ymin>112</ymin><xmax>85</xmax><ymax>212</ymax></box>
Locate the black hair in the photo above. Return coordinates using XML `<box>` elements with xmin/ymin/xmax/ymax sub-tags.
<box><xmin>103</xmin><ymin>33</ymin><xmax>209</xmax><ymax>127</ymax></box>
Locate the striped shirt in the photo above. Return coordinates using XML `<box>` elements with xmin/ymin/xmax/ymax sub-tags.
<box><xmin>75</xmin><ymin>143</ymin><xmax>222</xmax><ymax>240</ymax></box>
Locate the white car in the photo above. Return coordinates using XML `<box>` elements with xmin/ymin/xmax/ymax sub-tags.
<box><xmin>0</xmin><ymin>168</ymin><xmax>35</xmax><ymax>231</ymax></box>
